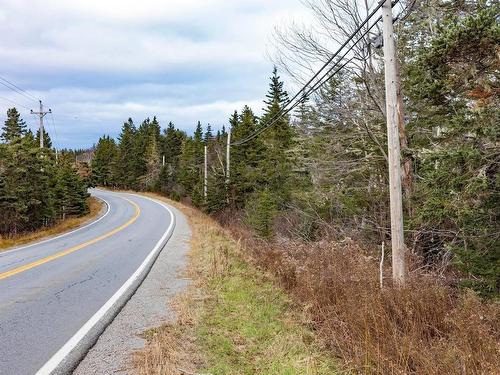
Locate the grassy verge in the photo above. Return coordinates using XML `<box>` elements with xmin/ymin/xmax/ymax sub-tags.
<box><xmin>134</xmin><ymin>193</ymin><xmax>337</xmax><ymax>375</ymax></box>
<box><xmin>0</xmin><ymin>197</ymin><xmax>104</xmax><ymax>251</ymax></box>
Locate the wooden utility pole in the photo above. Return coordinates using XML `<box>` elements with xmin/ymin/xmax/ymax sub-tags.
<box><xmin>204</xmin><ymin>145</ymin><xmax>208</xmax><ymax>200</ymax></box>
<box><xmin>225</xmin><ymin>130</ymin><xmax>231</xmax><ymax>204</ymax></box>
<box><xmin>31</xmin><ymin>100</ymin><xmax>51</xmax><ymax>148</ymax></box>
<box><xmin>162</xmin><ymin>155</ymin><xmax>165</xmax><ymax>166</ymax></box>
<box><xmin>226</xmin><ymin>129</ymin><xmax>231</xmax><ymax>186</ymax></box>
<box><xmin>382</xmin><ymin>0</ymin><xmax>406</xmax><ymax>285</ymax></box>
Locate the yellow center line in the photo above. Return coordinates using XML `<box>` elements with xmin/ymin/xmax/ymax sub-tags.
<box><xmin>0</xmin><ymin>198</ymin><xmax>141</xmax><ymax>281</ymax></box>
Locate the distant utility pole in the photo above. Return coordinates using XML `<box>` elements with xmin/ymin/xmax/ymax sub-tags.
<box><xmin>30</xmin><ymin>100</ymin><xmax>51</xmax><ymax>148</ymax></box>
<box><xmin>382</xmin><ymin>0</ymin><xmax>406</xmax><ymax>285</ymax></box>
<box><xmin>204</xmin><ymin>145</ymin><xmax>208</xmax><ymax>200</ymax></box>
<box><xmin>226</xmin><ymin>129</ymin><xmax>231</xmax><ymax>186</ymax></box>
<box><xmin>162</xmin><ymin>155</ymin><xmax>165</xmax><ymax>167</ymax></box>
<box><xmin>225</xmin><ymin>130</ymin><xmax>231</xmax><ymax>204</ymax></box>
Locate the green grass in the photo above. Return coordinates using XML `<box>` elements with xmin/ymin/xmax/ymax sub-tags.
<box><xmin>198</xmin><ymin>252</ymin><xmax>337</xmax><ymax>374</ymax></box>
<box><xmin>134</xmin><ymin>196</ymin><xmax>337</xmax><ymax>374</ymax></box>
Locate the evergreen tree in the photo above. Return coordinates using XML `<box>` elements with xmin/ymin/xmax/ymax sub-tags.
<box><xmin>404</xmin><ymin>5</ymin><xmax>500</xmax><ymax>295</ymax></box>
<box><xmin>54</xmin><ymin>164</ymin><xmax>89</xmax><ymax>220</ymax></box>
<box><xmin>1</xmin><ymin>108</ymin><xmax>27</xmax><ymax>143</ymax></box>
<box><xmin>35</xmin><ymin>128</ymin><xmax>52</xmax><ymax>149</ymax></box>
<box><xmin>140</xmin><ymin>132</ymin><xmax>161</xmax><ymax>190</ymax></box>
<box><xmin>114</xmin><ymin>118</ymin><xmax>139</xmax><ymax>188</ymax></box>
<box><xmin>245</xmin><ymin>188</ymin><xmax>277</xmax><ymax>238</ymax></box>
<box><xmin>159</xmin><ymin>122</ymin><xmax>186</xmax><ymax>195</ymax></box>
<box><xmin>256</xmin><ymin>67</ymin><xmax>294</xmax><ymax>209</ymax></box>
<box><xmin>230</xmin><ymin>106</ymin><xmax>262</xmax><ymax>208</ymax></box>
<box><xmin>204</xmin><ymin>124</ymin><xmax>213</xmax><ymax>144</ymax></box>
<box><xmin>92</xmin><ymin>135</ymin><xmax>117</xmax><ymax>186</ymax></box>
<box><xmin>178</xmin><ymin>122</ymin><xmax>205</xmax><ymax>206</ymax></box>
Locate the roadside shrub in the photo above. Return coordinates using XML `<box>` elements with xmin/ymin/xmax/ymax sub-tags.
<box><xmin>228</xmin><ymin>229</ymin><xmax>500</xmax><ymax>374</ymax></box>
<box><xmin>244</xmin><ymin>188</ymin><xmax>277</xmax><ymax>238</ymax></box>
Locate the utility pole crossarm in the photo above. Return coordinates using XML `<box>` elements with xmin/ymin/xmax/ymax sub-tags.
<box><xmin>31</xmin><ymin>100</ymin><xmax>51</xmax><ymax>148</ymax></box>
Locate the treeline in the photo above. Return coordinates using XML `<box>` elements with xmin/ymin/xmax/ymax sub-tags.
<box><xmin>0</xmin><ymin>108</ymin><xmax>89</xmax><ymax>236</ymax></box>
<box><xmin>91</xmin><ymin>1</ymin><xmax>498</xmax><ymax>296</ymax></box>
<box><xmin>92</xmin><ymin>67</ymin><xmax>295</xmax><ymax>224</ymax></box>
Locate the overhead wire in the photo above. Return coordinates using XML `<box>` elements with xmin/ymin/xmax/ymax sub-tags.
<box><xmin>231</xmin><ymin>0</ymin><xmax>401</xmax><ymax>146</ymax></box>
<box><xmin>231</xmin><ymin>58</ymin><xmax>354</xmax><ymax>146</ymax></box>
<box><xmin>0</xmin><ymin>95</ymin><xmax>31</xmax><ymax>110</ymax></box>
<box><xmin>0</xmin><ymin>76</ymin><xmax>38</xmax><ymax>103</ymax></box>
<box><xmin>49</xmin><ymin>112</ymin><xmax>60</xmax><ymax>150</ymax></box>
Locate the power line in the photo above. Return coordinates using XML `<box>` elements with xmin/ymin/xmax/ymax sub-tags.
<box><xmin>232</xmin><ymin>58</ymin><xmax>353</xmax><ymax>146</ymax></box>
<box><xmin>231</xmin><ymin>0</ymin><xmax>400</xmax><ymax>146</ymax></box>
<box><xmin>231</xmin><ymin>0</ymin><xmax>401</xmax><ymax>147</ymax></box>
<box><xmin>0</xmin><ymin>95</ymin><xmax>31</xmax><ymax>110</ymax></box>
<box><xmin>49</xmin><ymin>112</ymin><xmax>60</xmax><ymax>149</ymax></box>
<box><xmin>0</xmin><ymin>76</ymin><xmax>38</xmax><ymax>103</ymax></box>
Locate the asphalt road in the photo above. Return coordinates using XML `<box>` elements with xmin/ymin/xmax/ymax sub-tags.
<box><xmin>0</xmin><ymin>189</ymin><xmax>175</xmax><ymax>375</ymax></box>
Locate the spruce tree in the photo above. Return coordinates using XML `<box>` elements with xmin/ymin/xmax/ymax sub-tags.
<box><xmin>159</xmin><ymin>122</ymin><xmax>186</xmax><ymax>195</ymax></box>
<box><xmin>1</xmin><ymin>108</ymin><xmax>27</xmax><ymax>143</ymax></box>
<box><xmin>35</xmin><ymin>128</ymin><xmax>52</xmax><ymax>149</ymax></box>
<box><xmin>114</xmin><ymin>118</ymin><xmax>138</xmax><ymax>188</ymax></box>
<box><xmin>92</xmin><ymin>135</ymin><xmax>117</xmax><ymax>186</ymax></box>
<box><xmin>178</xmin><ymin>122</ymin><xmax>205</xmax><ymax>206</ymax></box>
<box><xmin>140</xmin><ymin>132</ymin><xmax>161</xmax><ymax>190</ymax></box>
<box><xmin>257</xmin><ymin>67</ymin><xmax>294</xmax><ymax>209</ymax></box>
<box><xmin>230</xmin><ymin>106</ymin><xmax>262</xmax><ymax>208</ymax></box>
<box><xmin>204</xmin><ymin>124</ymin><xmax>213</xmax><ymax>144</ymax></box>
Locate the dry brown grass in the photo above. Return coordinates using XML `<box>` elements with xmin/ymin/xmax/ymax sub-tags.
<box><xmin>133</xmin><ymin>196</ymin><xmax>208</xmax><ymax>375</ymax></box>
<box><xmin>229</xmin><ymin>226</ymin><xmax>500</xmax><ymax>375</ymax></box>
<box><xmin>0</xmin><ymin>197</ymin><xmax>103</xmax><ymax>251</ymax></box>
<box><xmin>135</xmin><ymin>291</ymin><xmax>206</xmax><ymax>375</ymax></box>
<box><xmin>134</xmin><ymin>193</ymin><xmax>337</xmax><ymax>375</ymax></box>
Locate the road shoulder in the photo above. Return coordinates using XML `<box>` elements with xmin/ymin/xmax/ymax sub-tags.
<box><xmin>134</xmin><ymin>195</ymin><xmax>337</xmax><ymax>374</ymax></box>
<box><xmin>73</xmin><ymin>200</ymin><xmax>191</xmax><ymax>374</ymax></box>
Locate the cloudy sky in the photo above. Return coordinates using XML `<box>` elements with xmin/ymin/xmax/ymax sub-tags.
<box><xmin>0</xmin><ymin>0</ymin><xmax>308</xmax><ymax>148</ymax></box>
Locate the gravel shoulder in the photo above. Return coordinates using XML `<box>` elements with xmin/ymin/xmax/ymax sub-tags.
<box><xmin>73</xmin><ymin>202</ymin><xmax>191</xmax><ymax>375</ymax></box>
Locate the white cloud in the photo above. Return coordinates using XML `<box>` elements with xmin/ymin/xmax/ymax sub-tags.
<box><xmin>0</xmin><ymin>0</ymin><xmax>309</xmax><ymax>147</ymax></box>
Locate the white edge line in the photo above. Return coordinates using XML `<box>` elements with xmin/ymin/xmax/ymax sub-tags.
<box><xmin>0</xmin><ymin>194</ymin><xmax>111</xmax><ymax>256</ymax></box>
<box><xmin>35</xmin><ymin>193</ymin><xmax>175</xmax><ymax>375</ymax></box>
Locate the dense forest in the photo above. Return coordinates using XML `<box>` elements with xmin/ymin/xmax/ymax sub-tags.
<box><xmin>0</xmin><ymin>108</ymin><xmax>89</xmax><ymax>236</ymax></box>
<box><xmin>91</xmin><ymin>0</ymin><xmax>498</xmax><ymax>298</ymax></box>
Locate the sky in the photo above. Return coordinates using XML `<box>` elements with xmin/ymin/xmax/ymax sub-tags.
<box><xmin>0</xmin><ymin>0</ymin><xmax>307</xmax><ymax>149</ymax></box>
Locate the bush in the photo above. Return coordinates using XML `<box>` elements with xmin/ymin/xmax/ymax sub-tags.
<box><xmin>244</xmin><ymin>189</ymin><xmax>277</xmax><ymax>238</ymax></box>
<box><xmin>227</xmin><ymin>228</ymin><xmax>500</xmax><ymax>374</ymax></box>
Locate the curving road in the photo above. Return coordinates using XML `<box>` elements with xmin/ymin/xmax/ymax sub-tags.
<box><xmin>0</xmin><ymin>189</ymin><xmax>175</xmax><ymax>375</ymax></box>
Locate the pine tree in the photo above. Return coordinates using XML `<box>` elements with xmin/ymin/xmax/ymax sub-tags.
<box><xmin>404</xmin><ymin>5</ymin><xmax>500</xmax><ymax>295</ymax></box>
<box><xmin>178</xmin><ymin>122</ymin><xmax>205</xmax><ymax>206</ymax></box>
<box><xmin>263</xmin><ymin>66</ymin><xmax>289</xmax><ymax>109</ymax></box>
<box><xmin>140</xmin><ymin>132</ymin><xmax>161</xmax><ymax>190</ymax></box>
<box><xmin>159</xmin><ymin>122</ymin><xmax>186</xmax><ymax>195</ymax></box>
<box><xmin>245</xmin><ymin>188</ymin><xmax>277</xmax><ymax>238</ymax></box>
<box><xmin>204</xmin><ymin>124</ymin><xmax>213</xmax><ymax>144</ymax></box>
<box><xmin>54</xmin><ymin>164</ymin><xmax>89</xmax><ymax>220</ymax></box>
<box><xmin>0</xmin><ymin>136</ymin><xmax>56</xmax><ymax>233</ymax></box>
<box><xmin>114</xmin><ymin>118</ymin><xmax>139</xmax><ymax>188</ymax></box>
<box><xmin>229</xmin><ymin>106</ymin><xmax>263</xmax><ymax>208</ymax></box>
<box><xmin>35</xmin><ymin>128</ymin><xmax>52</xmax><ymax>149</ymax></box>
<box><xmin>1</xmin><ymin>108</ymin><xmax>27</xmax><ymax>143</ymax></box>
<box><xmin>256</xmin><ymin>67</ymin><xmax>294</xmax><ymax>209</ymax></box>
<box><xmin>92</xmin><ymin>135</ymin><xmax>117</xmax><ymax>186</ymax></box>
